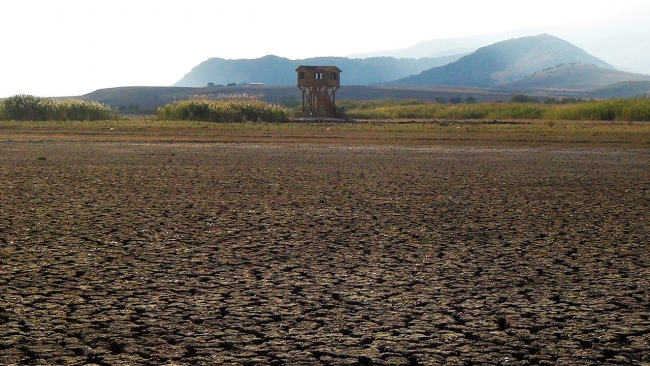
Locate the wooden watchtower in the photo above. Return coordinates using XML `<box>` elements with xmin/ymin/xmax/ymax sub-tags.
<box><xmin>296</xmin><ymin>65</ymin><xmax>344</xmax><ymax>118</ymax></box>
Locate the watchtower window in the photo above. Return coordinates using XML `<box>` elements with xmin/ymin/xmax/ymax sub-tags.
<box><xmin>299</xmin><ymin>72</ymin><xmax>305</xmax><ymax>79</ymax></box>
<box><xmin>314</xmin><ymin>72</ymin><xmax>323</xmax><ymax>80</ymax></box>
<box><xmin>330</xmin><ymin>72</ymin><xmax>338</xmax><ymax>80</ymax></box>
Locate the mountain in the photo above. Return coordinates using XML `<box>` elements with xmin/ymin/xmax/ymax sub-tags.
<box><xmin>500</xmin><ymin>63</ymin><xmax>650</xmax><ymax>92</ymax></box>
<box><xmin>174</xmin><ymin>54</ymin><xmax>464</xmax><ymax>87</ymax></box>
<box><xmin>348</xmin><ymin>29</ymin><xmax>543</xmax><ymax>59</ymax></box>
<box><xmin>349</xmin><ymin>4</ymin><xmax>650</xmax><ymax>76</ymax></box>
<box><xmin>387</xmin><ymin>34</ymin><xmax>612</xmax><ymax>88</ymax></box>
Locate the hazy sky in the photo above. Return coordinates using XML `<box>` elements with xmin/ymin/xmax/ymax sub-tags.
<box><xmin>1</xmin><ymin>0</ymin><xmax>649</xmax><ymax>97</ymax></box>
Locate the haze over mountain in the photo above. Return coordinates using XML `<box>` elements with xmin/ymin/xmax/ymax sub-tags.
<box><xmin>3</xmin><ymin>0</ymin><xmax>648</xmax><ymax>98</ymax></box>
<box><xmin>349</xmin><ymin>29</ymin><xmax>542</xmax><ymax>59</ymax></box>
<box><xmin>86</xmin><ymin>31</ymin><xmax>650</xmax><ymax>110</ymax></box>
<box><xmin>388</xmin><ymin>35</ymin><xmax>613</xmax><ymax>88</ymax></box>
<box><xmin>174</xmin><ymin>55</ymin><xmax>463</xmax><ymax>87</ymax></box>
<box><xmin>576</xmin><ymin>31</ymin><xmax>650</xmax><ymax>75</ymax></box>
<box><xmin>563</xmin><ymin>2</ymin><xmax>650</xmax><ymax>75</ymax></box>
<box><xmin>349</xmin><ymin>4</ymin><xmax>650</xmax><ymax>76</ymax></box>
<box><xmin>172</xmin><ymin>34</ymin><xmax>649</xmax><ymax>97</ymax></box>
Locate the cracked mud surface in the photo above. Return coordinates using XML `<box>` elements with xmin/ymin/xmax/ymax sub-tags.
<box><xmin>1</xmin><ymin>141</ymin><xmax>649</xmax><ymax>365</ymax></box>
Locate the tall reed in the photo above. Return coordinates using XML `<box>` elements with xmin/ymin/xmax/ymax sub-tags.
<box><xmin>341</xmin><ymin>98</ymin><xmax>650</xmax><ymax>121</ymax></box>
<box><xmin>157</xmin><ymin>99</ymin><xmax>289</xmax><ymax>122</ymax></box>
<box><xmin>0</xmin><ymin>95</ymin><xmax>116</xmax><ymax>121</ymax></box>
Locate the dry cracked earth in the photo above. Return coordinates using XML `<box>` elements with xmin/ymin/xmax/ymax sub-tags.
<box><xmin>0</xmin><ymin>141</ymin><xmax>649</xmax><ymax>365</ymax></box>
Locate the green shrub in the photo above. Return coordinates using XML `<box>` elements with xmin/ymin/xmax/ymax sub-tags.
<box><xmin>0</xmin><ymin>95</ymin><xmax>116</xmax><ymax>121</ymax></box>
<box><xmin>157</xmin><ymin>99</ymin><xmax>289</xmax><ymax>122</ymax></box>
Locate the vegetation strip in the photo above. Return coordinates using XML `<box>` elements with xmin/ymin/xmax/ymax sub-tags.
<box><xmin>156</xmin><ymin>99</ymin><xmax>288</xmax><ymax>122</ymax></box>
<box><xmin>340</xmin><ymin>98</ymin><xmax>650</xmax><ymax>121</ymax></box>
<box><xmin>0</xmin><ymin>95</ymin><xmax>116</xmax><ymax>121</ymax></box>
<box><xmin>4</xmin><ymin>94</ymin><xmax>650</xmax><ymax>123</ymax></box>
<box><xmin>0</xmin><ymin>119</ymin><xmax>649</xmax><ymax>147</ymax></box>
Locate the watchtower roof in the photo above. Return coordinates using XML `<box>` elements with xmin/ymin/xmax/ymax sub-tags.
<box><xmin>295</xmin><ymin>65</ymin><xmax>342</xmax><ymax>72</ymax></box>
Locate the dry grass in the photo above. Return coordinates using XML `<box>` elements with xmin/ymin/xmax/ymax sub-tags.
<box><xmin>342</xmin><ymin>98</ymin><xmax>650</xmax><ymax>121</ymax></box>
<box><xmin>1</xmin><ymin>118</ymin><xmax>649</xmax><ymax>147</ymax></box>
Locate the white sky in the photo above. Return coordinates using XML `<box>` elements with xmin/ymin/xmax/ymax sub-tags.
<box><xmin>1</xmin><ymin>0</ymin><xmax>649</xmax><ymax>97</ymax></box>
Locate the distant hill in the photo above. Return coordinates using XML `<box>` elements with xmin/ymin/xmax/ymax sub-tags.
<box><xmin>589</xmin><ymin>81</ymin><xmax>650</xmax><ymax>99</ymax></box>
<box><xmin>81</xmin><ymin>86</ymin><xmax>296</xmax><ymax>111</ymax></box>
<box><xmin>388</xmin><ymin>34</ymin><xmax>612</xmax><ymax>88</ymax></box>
<box><xmin>500</xmin><ymin>63</ymin><xmax>650</xmax><ymax>92</ymax></box>
<box><xmin>174</xmin><ymin>54</ymin><xmax>463</xmax><ymax>87</ymax></box>
<box><xmin>82</xmin><ymin>84</ymin><xmax>646</xmax><ymax>115</ymax></box>
<box><xmin>81</xmin><ymin>85</ymin><xmax>518</xmax><ymax>112</ymax></box>
<box><xmin>83</xmin><ymin>86</ymin><xmax>197</xmax><ymax>110</ymax></box>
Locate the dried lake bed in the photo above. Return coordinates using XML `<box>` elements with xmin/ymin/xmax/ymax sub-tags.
<box><xmin>1</xmin><ymin>139</ymin><xmax>649</xmax><ymax>365</ymax></box>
